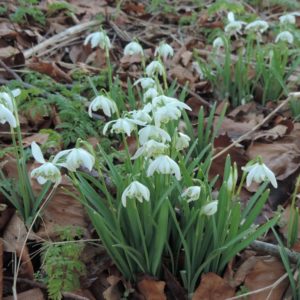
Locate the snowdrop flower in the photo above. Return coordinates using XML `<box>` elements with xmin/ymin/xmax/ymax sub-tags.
<box><xmin>213</xmin><ymin>37</ymin><xmax>224</xmax><ymax>50</ymax></box>
<box><xmin>53</xmin><ymin>148</ymin><xmax>95</xmax><ymax>172</ymax></box>
<box><xmin>279</xmin><ymin>14</ymin><xmax>296</xmax><ymax>25</ymax></box>
<box><xmin>154</xmin><ymin>43</ymin><xmax>174</xmax><ymax>59</ymax></box>
<box><xmin>275</xmin><ymin>31</ymin><xmax>294</xmax><ymax>44</ymax></box>
<box><xmin>0</xmin><ymin>89</ymin><xmax>20</xmax><ymax>111</ymax></box>
<box><xmin>152</xmin><ymin>95</ymin><xmax>191</xmax><ymax>111</ymax></box>
<box><xmin>245</xmin><ymin>20</ymin><xmax>269</xmax><ymax>33</ymax></box>
<box><xmin>224</xmin><ymin>12</ymin><xmax>246</xmax><ymax>36</ymax></box>
<box><xmin>131</xmin><ymin>140</ymin><xmax>168</xmax><ymax>160</ymax></box>
<box><xmin>121</xmin><ymin>181</ymin><xmax>150</xmax><ymax>207</ymax></box>
<box><xmin>138</xmin><ymin>125</ymin><xmax>171</xmax><ymax>145</ymax></box>
<box><xmin>84</xmin><ymin>31</ymin><xmax>111</xmax><ymax>50</ymax></box>
<box><xmin>192</xmin><ymin>62</ymin><xmax>205</xmax><ymax>80</ymax></box>
<box><xmin>129</xmin><ymin>109</ymin><xmax>152</xmax><ymax>123</ymax></box>
<box><xmin>143</xmin><ymin>87</ymin><xmax>159</xmax><ymax>102</ymax></box>
<box><xmin>242</xmin><ymin>161</ymin><xmax>277</xmax><ymax>188</ymax></box>
<box><xmin>134</xmin><ymin>77</ymin><xmax>156</xmax><ymax>90</ymax></box>
<box><xmin>147</xmin><ymin>155</ymin><xmax>181</xmax><ymax>180</ymax></box>
<box><xmin>154</xmin><ymin>104</ymin><xmax>182</xmax><ymax>127</ymax></box>
<box><xmin>103</xmin><ymin>118</ymin><xmax>145</xmax><ymax>136</ymax></box>
<box><xmin>88</xmin><ymin>95</ymin><xmax>117</xmax><ymax>117</ymax></box>
<box><xmin>202</xmin><ymin>200</ymin><xmax>218</xmax><ymax>216</ymax></box>
<box><xmin>0</xmin><ymin>104</ymin><xmax>16</xmax><ymax>128</ymax></box>
<box><xmin>124</xmin><ymin>41</ymin><xmax>144</xmax><ymax>56</ymax></box>
<box><xmin>31</xmin><ymin>142</ymin><xmax>61</xmax><ymax>184</ymax></box>
<box><xmin>175</xmin><ymin>132</ymin><xmax>190</xmax><ymax>151</ymax></box>
<box><xmin>146</xmin><ymin>61</ymin><xmax>165</xmax><ymax>77</ymax></box>
<box><xmin>181</xmin><ymin>186</ymin><xmax>201</xmax><ymax>203</ymax></box>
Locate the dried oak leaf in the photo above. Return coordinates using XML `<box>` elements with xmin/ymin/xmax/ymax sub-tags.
<box><xmin>192</xmin><ymin>272</ymin><xmax>235</xmax><ymax>300</ymax></box>
<box><xmin>169</xmin><ymin>65</ymin><xmax>195</xmax><ymax>85</ymax></box>
<box><xmin>137</xmin><ymin>278</ymin><xmax>167</xmax><ymax>300</ymax></box>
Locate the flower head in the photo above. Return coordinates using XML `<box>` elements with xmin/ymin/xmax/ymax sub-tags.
<box><xmin>154</xmin><ymin>43</ymin><xmax>174</xmax><ymax>59</ymax></box>
<box><xmin>147</xmin><ymin>155</ymin><xmax>181</xmax><ymax>180</ymax></box>
<box><xmin>124</xmin><ymin>41</ymin><xmax>144</xmax><ymax>56</ymax></box>
<box><xmin>103</xmin><ymin>118</ymin><xmax>145</xmax><ymax>136</ymax></box>
<box><xmin>0</xmin><ymin>104</ymin><xmax>16</xmax><ymax>128</ymax></box>
<box><xmin>245</xmin><ymin>20</ymin><xmax>269</xmax><ymax>33</ymax></box>
<box><xmin>181</xmin><ymin>186</ymin><xmax>201</xmax><ymax>203</ymax></box>
<box><xmin>146</xmin><ymin>61</ymin><xmax>165</xmax><ymax>77</ymax></box>
<box><xmin>121</xmin><ymin>181</ymin><xmax>150</xmax><ymax>207</ymax></box>
<box><xmin>88</xmin><ymin>95</ymin><xmax>117</xmax><ymax>117</ymax></box>
<box><xmin>279</xmin><ymin>14</ymin><xmax>296</xmax><ymax>25</ymax></box>
<box><xmin>84</xmin><ymin>31</ymin><xmax>111</xmax><ymax>50</ymax></box>
<box><xmin>138</xmin><ymin>125</ymin><xmax>171</xmax><ymax>145</ymax></box>
<box><xmin>202</xmin><ymin>200</ymin><xmax>218</xmax><ymax>216</ymax></box>
<box><xmin>0</xmin><ymin>88</ymin><xmax>20</xmax><ymax>111</ymax></box>
<box><xmin>153</xmin><ymin>104</ymin><xmax>181</xmax><ymax>127</ymax></box>
<box><xmin>129</xmin><ymin>109</ymin><xmax>152</xmax><ymax>124</ymax></box>
<box><xmin>152</xmin><ymin>95</ymin><xmax>191</xmax><ymax>111</ymax></box>
<box><xmin>131</xmin><ymin>140</ymin><xmax>168</xmax><ymax>160</ymax></box>
<box><xmin>242</xmin><ymin>161</ymin><xmax>277</xmax><ymax>188</ymax></box>
<box><xmin>143</xmin><ymin>87</ymin><xmax>159</xmax><ymax>102</ymax></box>
<box><xmin>224</xmin><ymin>12</ymin><xmax>246</xmax><ymax>36</ymax></box>
<box><xmin>134</xmin><ymin>77</ymin><xmax>156</xmax><ymax>90</ymax></box>
<box><xmin>213</xmin><ymin>37</ymin><xmax>225</xmax><ymax>50</ymax></box>
<box><xmin>175</xmin><ymin>132</ymin><xmax>190</xmax><ymax>151</ymax></box>
<box><xmin>275</xmin><ymin>31</ymin><xmax>294</xmax><ymax>44</ymax></box>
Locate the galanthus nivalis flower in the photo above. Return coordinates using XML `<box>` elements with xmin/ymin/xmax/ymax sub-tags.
<box><xmin>31</xmin><ymin>142</ymin><xmax>61</xmax><ymax>184</ymax></box>
<box><xmin>0</xmin><ymin>104</ymin><xmax>16</xmax><ymax>128</ymax></box>
<box><xmin>84</xmin><ymin>31</ymin><xmax>111</xmax><ymax>50</ymax></box>
<box><xmin>152</xmin><ymin>95</ymin><xmax>191</xmax><ymax>111</ymax></box>
<box><xmin>129</xmin><ymin>109</ymin><xmax>152</xmax><ymax>124</ymax></box>
<box><xmin>121</xmin><ymin>181</ymin><xmax>150</xmax><ymax>207</ymax></box>
<box><xmin>213</xmin><ymin>37</ymin><xmax>225</xmax><ymax>50</ymax></box>
<box><xmin>146</xmin><ymin>61</ymin><xmax>165</xmax><ymax>77</ymax></box>
<box><xmin>134</xmin><ymin>77</ymin><xmax>156</xmax><ymax>90</ymax></box>
<box><xmin>202</xmin><ymin>200</ymin><xmax>218</xmax><ymax>216</ymax></box>
<box><xmin>103</xmin><ymin>117</ymin><xmax>145</xmax><ymax>136</ymax></box>
<box><xmin>279</xmin><ymin>14</ymin><xmax>296</xmax><ymax>25</ymax></box>
<box><xmin>175</xmin><ymin>132</ymin><xmax>190</xmax><ymax>151</ymax></box>
<box><xmin>181</xmin><ymin>186</ymin><xmax>201</xmax><ymax>203</ymax></box>
<box><xmin>54</xmin><ymin>148</ymin><xmax>95</xmax><ymax>172</ymax></box>
<box><xmin>154</xmin><ymin>43</ymin><xmax>174</xmax><ymax>59</ymax></box>
<box><xmin>275</xmin><ymin>31</ymin><xmax>294</xmax><ymax>44</ymax></box>
<box><xmin>143</xmin><ymin>88</ymin><xmax>159</xmax><ymax>102</ymax></box>
<box><xmin>0</xmin><ymin>88</ymin><xmax>20</xmax><ymax>111</ymax></box>
<box><xmin>147</xmin><ymin>155</ymin><xmax>181</xmax><ymax>180</ymax></box>
<box><xmin>124</xmin><ymin>41</ymin><xmax>144</xmax><ymax>56</ymax></box>
<box><xmin>224</xmin><ymin>12</ymin><xmax>246</xmax><ymax>36</ymax></box>
<box><xmin>138</xmin><ymin>125</ymin><xmax>171</xmax><ymax>145</ymax></box>
<box><xmin>242</xmin><ymin>161</ymin><xmax>277</xmax><ymax>188</ymax></box>
<box><xmin>245</xmin><ymin>20</ymin><xmax>269</xmax><ymax>33</ymax></box>
<box><xmin>153</xmin><ymin>104</ymin><xmax>181</xmax><ymax>127</ymax></box>
<box><xmin>131</xmin><ymin>140</ymin><xmax>168</xmax><ymax>160</ymax></box>
<box><xmin>88</xmin><ymin>95</ymin><xmax>117</xmax><ymax>117</ymax></box>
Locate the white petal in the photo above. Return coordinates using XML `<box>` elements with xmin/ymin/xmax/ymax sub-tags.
<box><xmin>31</xmin><ymin>142</ymin><xmax>46</xmax><ymax>163</ymax></box>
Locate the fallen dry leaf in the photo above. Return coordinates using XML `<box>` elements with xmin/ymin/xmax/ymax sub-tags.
<box><xmin>138</xmin><ymin>278</ymin><xmax>166</xmax><ymax>300</ymax></box>
<box><xmin>169</xmin><ymin>65</ymin><xmax>195</xmax><ymax>85</ymax></box>
<box><xmin>103</xmin><ymin>275</ymin><xmax>122</xmax><ymax>300</ymax></box>
<box><xmin>3</xmin><ymin>288</ymin><xmax>44</xmax><ymax>300</ymax></box>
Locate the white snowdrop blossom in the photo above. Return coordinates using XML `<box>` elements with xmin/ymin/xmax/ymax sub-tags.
<box><xmin>143</xmin><ymin>88</ymin><xmax>159</xmax><ymax>102</ymax></box>
<box><xmin>0</xmin><ymin>89</ymin><xmax>20</xmax><ymax>111</ymax></box>
<box><xmin>181</xmin><ymin>186</ymin><xmax>201</xmax><ymax>203</ymax></box>
<box><xmin>154</xmin><ymin>43</ymin><xmax>174</xmax><ymax>59</ymax></box>
<box><xmin>129</xmin><ymin>109</ymin><xmax>152</xmax><ymax>124</ymax></box>
<box><xmin>279</xmin><ymin>14</ymin><xmax>296</xmax><ymax>25</ymax></box>
<box><xmin>88</xmin><ymin>95</ymin><xmax>117</xmax><ymax>117</ymax></box>
<box><xmin>121</xmin><ymin>181</ymin><xmax>150</xmax><ymax>207</ymax></box>
<box><xmin>103</xmin><ymin>118</ymin><xmax>145</xmax><ymax>136</ymax></box>
<box><xmin>275</xmin><ymin>31</ymin><xmax>294</xmax><ymax>44</ymax></box>
<box><xmin>146</xmin><ymin>61</ymin><xmax>165</xmax><ymax>77</ymax></box>
<box><xmin>245</xmin><ymin>20</ymin><xmax>269</xmax><ymax>33</ymax></box>
<box><xmin>138</xmin><ymin>125</ymin><xmax>171</xmax><ymax>145</ymax></box>
<box><xmin>134</xmin><ymin>77</ymin><xmax>156</xmax><ymax>90</ymax></box>
<box><xmin>213</xmin><ymin>37</ymin><xmax>224</xmax><ymax>50</ymax></box>
<box><xmin>192</xmin><ymin>62</ymin><xmax>205</xmax><ymax>80</ymax></box>
<box><xmin>154</xmin><ymin>104</ymin><xmax>182</xmax><ymax>127</ymax></box>
<box><xmin>124</xmin><ymin>41</ymin><xmax>144</xmax><ymax>56</ymax></box>
<box><xmin>147</xmin><ymin>155</ymin><xmax>181</xmax><ymax>180</ymax></box>
<box><xmin>242</xmin><ymin>162</ymin><xmax>277</xmax><ymax>188</ymax></box>
<box><xmin>84</xmin><ymin>31</ymin><xmax>111</xmax><ymax>50</ymax></box>
<box><xmin>31</xmin><ymin>142</ymin><xmax>61</xmax><ymax>184</ymax></box>
<box><xmin>131</xmin><ymin>140</ymin><xmax>168</xmax><ymax>160</ymax></box>
<box><xmin>175</xmin><ymin>132</ymin><xmax>190</xmax><ymax>151</ymax></box>
<box><xmin>152</xmin><ymin>95</ymin><xmax>192</xmax><ymax>111</ymax></box>
<box><xmin>224</xmin><ymin>12</ymin><xmax>246</xmax><ymax>36</ymax></box>
<box><xmin>0</xmin><ymin>104</ymin><xmax>16</xmax><ymax>128</ymax></box>
<box><xmin>202</xmin><ymin>200</ymin><xmax>218</xmax><ymax>216</ymax></box>
<box><xmin>54</xmin><ymin>148</ymin><xmax>95</xmax><ymax>172</ymax></box>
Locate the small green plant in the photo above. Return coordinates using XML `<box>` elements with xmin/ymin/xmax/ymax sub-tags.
<box><xmin>10</xmin><ymin>0</ymin><xmax>46</xmax><ymax>25</ymax></box>
<box><xmin>40</xmin><ymin>227</ymin><xmax>86</xmax><ymax>300</ymax></box>
<box><xmin>47</xmin><ymin>1</ymin><xmax>74</xmax><ymax>16</ymax></box>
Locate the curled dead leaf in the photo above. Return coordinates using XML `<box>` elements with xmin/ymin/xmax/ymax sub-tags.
<box><xmin>137</xmin><ymin>278</ymin><xmax>166</xmax><ymax>300</ymax></box>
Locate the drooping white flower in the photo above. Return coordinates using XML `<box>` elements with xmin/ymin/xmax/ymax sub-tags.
<box><xmin>152</xmin><ymin>95</ymin><xmax>192</xmax><ymax>111</ymax></box>
<box><xmin>0</xmin><ymin>89</ymin><xmax>20</xmax><ymax>111</ymax></box>
<box><xmin>242</xmin><ymin>162</ymin><xmax>277</xmax><ymax>188</ymax></box>
<box><xmin>146</xmin><ymin>61</ymin><xmax>165</xmax><ymax>77</ymax></box>
<box><xmin>279</xmin><ymin>14</ymin><xmax>296</xmax><ymax>25</ymax></box>
<box><xmin>84</xmin><ymin>31</ymin><xmax>111</xmax><ymax>50</ymax></box>
<box><xmin>53</xmin><ymin>148</ymin><xmax>95</xmax><ymax>172</ymax></box>
<box><xmin>202</xmin><ymin>200</ymin><xmax>218</xmax><ymax>216</ymax></box>
<box><xmin>227</xmin><ymin>12</ymin><xmax>235</xmax><ymax>23</ymax></box>
<box><xmin>143</xmin><ymin>87</ymin><xmax>159</xmax><ymax>102</ymax></box>
<box><xmin>129</xmin><ymin>109</ymin><xmax>152</xmax><ymax>124</ymax></box>
<box><xmin>224</xmin><ymin>12</ymin><xmax>246</xmax><ymax>36</ymax></box>
<box><xmin>275</xmin><ymin>31</ymin><xmax>294</xmax><ymax>44</ymax></box>
<box><xmin>245</xmin><ymin>20</ymin><xmax>269</xmax><ymax>33</ymax></box>
<box><xmin>121</xmin><ymin>181</ymin><xmax>150</xmax><ymax>207</ymax></box>
<box><xmin>138</xmin><ymin>125</ymin><xmax>171</xmax><ymax>145</ymax></box>
<box><xmin>181</xmin><ymin>186</ymin><xmax>201</xmax><ymax>203</ymax></box>
<box><xmin>154</xmin><ymin>43</ymin><xmax>174</xmax><ymax>59</ymax></box>
<box><xmin>153</xmin><ymin>104</ymin><xmax>182</xmax><ymax>127</ymax></box>
<box><xmin>124</xmin><ymin>41</ymin><xmax>144</xmax><ymax>56</ymax></box>
<box><xmin>134</xmin><ymin>77</ymin><xmax>156</xmax><ymax>90</ymax></box>
<box><xmin>103</xmin><ymin>117</ymin><xmax>145</xmax><ymax>136</ymax></box>
<box><xmin>0</xmin><ymin>104</ymin><xmax>16</xmax><ymax>128</ymax></box>
<box><xmin>147</xmin><ymin>155</ymin><xmax>181</xmax><ymax>180</ymax></box>
<box><xmin>88</xmin><ymin>95</ymin><xmax>117</xmax><ymax>117</ymax></box>
<box><xmin>212</xmin><ymin>37</ymin><xmax>224</xmax><ymax>50</ymax></box>
<box><xmin>175</xmin><ymin>132</ymin><xmax>190</xmax><ymax>151</ymax></box>
<box><xmin>131</xmin><ymin>139</ymin><xmax>168</xmax><ymax>160</ymax></box>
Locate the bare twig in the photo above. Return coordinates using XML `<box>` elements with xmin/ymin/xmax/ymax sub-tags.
<box><xmin>0</xmin><ymin>59</ymin><xmax>23</xmax><ymax>82</ymax></box>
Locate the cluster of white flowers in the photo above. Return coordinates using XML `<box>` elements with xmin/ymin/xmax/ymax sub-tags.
<box><xmin>0</xmin><ymin>89</ymin><xmax>21</xmax><ymax>128</ymax></box>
